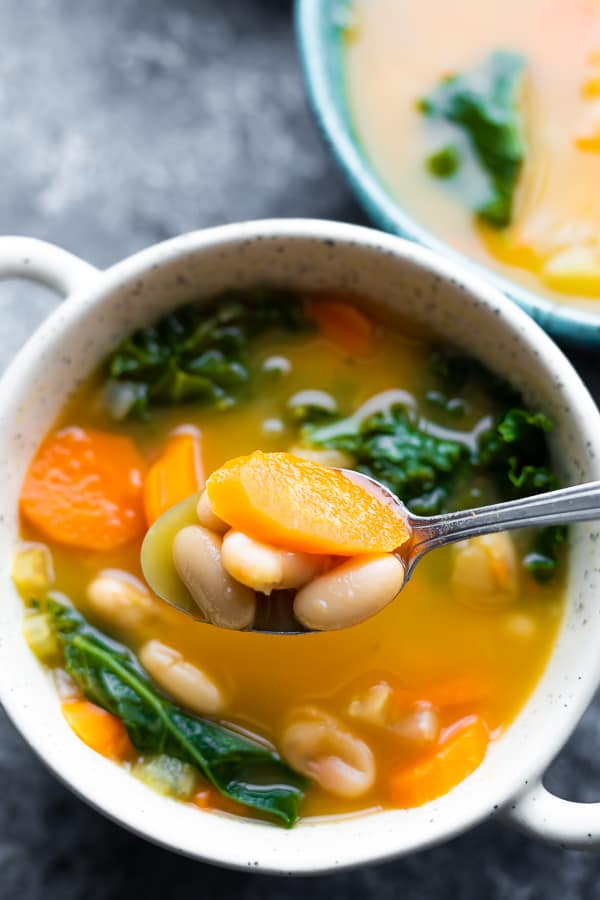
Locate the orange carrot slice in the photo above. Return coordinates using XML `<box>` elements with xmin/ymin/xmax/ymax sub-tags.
<box><xmin>144</xmin><ymin>428</ymin><xmax>205</xmax><ymax>526</ymax></box>
<box><xmin>306</xmin><ymin>296</ymin><xmax>374</xmax><ymax>358</ymax></box>
<box><xmin>62</xmin><ymin>700</ymin><xmax>134</xmax><ymax>762</ymax></box>
<box><xmin>20</xmin><ymin>427</ymin><xmax>146</xmax><ymax>551</ymax></box>
<box><xmin>389</xmin><ymin>715</ymin><xmax>489</xmax><ymax>808</ymax></box>
<box><xmin>206</xmin><ymin>450</ymin><xmax>410</xmax><ymax>554</ymax></box>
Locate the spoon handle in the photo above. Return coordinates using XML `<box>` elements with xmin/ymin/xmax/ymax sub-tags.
<box><xmin>405</xmin><ymin>480</ymin><xmax>600</xmax><ymax>572</ymax></box>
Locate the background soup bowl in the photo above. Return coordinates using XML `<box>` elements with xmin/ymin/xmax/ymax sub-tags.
<box><xmin>1</xmin><ymin>220</ymin><xmax>600</xmax><ymax>873</ymax></box>
<box><xmin>296</xmin><ymin>0</ymin><xmax>600</xmax><ymax>346</ymax></box>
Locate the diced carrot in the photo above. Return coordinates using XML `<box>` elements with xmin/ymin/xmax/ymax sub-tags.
<box><xmin>306</xmin><ymin>295</ymin><xmax>374</xmax><ymax>357</ymax></box>
<box><xmin>144</xmin><ymin>428</ymin><xmax>205</xmax><ymax>526</ymax></box>
<box><xmin>389</xmin><ymin>715</ymin><xmax>489</xmax><ymax>808</ymax></box>
<box><xmin>191</xmin><ymin>787</ymin><xmax>247</xmax><ymax>817</ymax></box>
<box><xmin>62</xmin><ymin>699</ymin><xmax>134</xmax><ymax>762</ymax></box>
<box><xmin>20</xmin><ymin>427</ymin><xmax>146</xmax><ymax>551</ymax></box>
<box><xmin>206</xmin><ymin>450</ymin><xmax>410</xmax><ymax>555</ymax></box>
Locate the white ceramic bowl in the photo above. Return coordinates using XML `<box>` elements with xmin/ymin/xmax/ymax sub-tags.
<box><xmin>1</xmin><ymin>220</ymin><xmax>600</xmax><ymax>874</ymax></box>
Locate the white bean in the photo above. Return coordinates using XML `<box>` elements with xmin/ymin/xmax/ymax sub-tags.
<box><xmin>294</xmin><ymin>553</ymin><xmax>404</xmax><ymax>631</ymax></box>
<box><xmin>451</xmin><ymin>532</ymin><xmax>519</xmax><ymax>609</ymax></box>
<box><xmin>347</xmin><ymin>682</ymin><xmax>439</xmax><ymax>746</ymax></box>
<box><xmin>86</xmin><ymin>570</ymin><xmax>161</xmax><ymax>633</ymax></box>
<box><xmin>140</xmin><ymin>639</ymin><xmax>225</xmax><ymax>715</ymax></box>
<box><xmin>288</xmin><ymin>445</ymin><xmax>355</xmax><ymax>469</ymax></box>
<box><xmin>196</xmin><ymin>490</ymin><xmax>228</xmax><ymax>534</ymax></box>
<box><xmin>221</xmin><ymin>530</ymin><xmax>326</xmax><ymax>595</ymax></box>
<box><xmin>172</xmin><ymin>525</ymin><xmax>256</xmax><ymax>629</ymax></box>
<box><xmin>281</xmin><ymin>706</ymin><xmax>375</xmax><ymax>798</ymax></box>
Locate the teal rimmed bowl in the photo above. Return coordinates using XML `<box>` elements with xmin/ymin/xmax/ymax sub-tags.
<box><xmin>296</xmin><ymin>0</ymin><xmax>600</xmax><ymax>346</ymax></box>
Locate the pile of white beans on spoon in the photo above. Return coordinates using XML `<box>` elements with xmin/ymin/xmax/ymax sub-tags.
<box><xmin>142</xmin><ymin>462</ymin><xmax>600</xmax><ymax>635</ymax></box>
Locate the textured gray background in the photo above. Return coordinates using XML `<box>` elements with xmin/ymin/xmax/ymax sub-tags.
<box><xmin>1</xmin><ymin>1</ymin><xmax>600</xmax><ymax>897</ymax></box>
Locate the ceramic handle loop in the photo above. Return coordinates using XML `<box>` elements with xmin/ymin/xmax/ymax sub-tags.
<box><xmin>503</xmin><ymin>781</ymin><xmax>600</xmax><ymax>848</ymax></box>
<box><xmin>0</xmin><ymin>236</ymin><xmax>98</xmax><ymax>297</ymax></box>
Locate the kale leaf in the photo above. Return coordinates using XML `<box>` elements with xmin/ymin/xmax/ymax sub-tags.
<box><xmin>304</xmin><ymin>406</ymin><xmax>469</xmax><ymax>516</ymax></box>
<box><xmin>475</xmin><ymin>409</ymin><xmax>562</xmax><ymax>580</ymax></box>
<box><xmin>428</xmin><ymin>347</ymin><xmax>521</xmax><ymax>405</ymax></box>
<box><xmin>304</xmin><ymin>353</ymin><xmax>563</xmax><ymax>580</ymax></box>
<box><xmin>524</xmin><ymin>525</ymin><xmax>567</xmax><ymax>583</ymax></box>
<box><xmin>476</xmin><ymin>409</ymin><xmax>557</xmax><ymax>496</ymax></box>
<box><xmin>426</xmin><ymin>144</ymin><xmax>462</xmax><ymax>178</ymax></box>
<box><xmin>105</xmin><ymin>290</ymin><xmax>310</xmax><ymax>419</ymax></box>
<box><xmin>47</xmin><ymin>601</ymin><xmax>308</xmax><ymax>827</ymax></box>
<box><xmin>420</xmin><ymin>50</ymin><xmax>526</xmax><ymax>228</ymax></box>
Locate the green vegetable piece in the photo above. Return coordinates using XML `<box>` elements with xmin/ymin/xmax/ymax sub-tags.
<box><xmin>105</xmin><ymin>290</ymin><xmax>311</xmax><ymax>419</ymax></box>
<box><xmin>305</xmin><ymin>350</ymin><xmax>562</xmax><ymax>578</ymax></box>
<box><xmin>429</xmin><ymin>348</ymin><xmax>520</xmax><ymax>406</ymax></box>
<box><xmin>477</xmin><ymin>409</ymin><xmax>557</xmax><ymax>496</ymax></box>
<box><xmin>304</xmin><ymin>404</ymin><xmax>469</xmax><ymax>516</ymax></box>
<box><xmin>421</xmin><ymin>50</ymin><xmax>526</xmax><ymax>228</ymax></box>
<box><xmin>426</xmin><ymin>144</ymin><xmax>461</xmax><ymax>178</ymax></box>
<box><xmin>47</xmin><ymin>601</ymin><xmax>308</xmax><ymax>827</ymax></box>
<box><xmin>524</xmin><ymin>525</ymin><xmax>566</xmax><ymax>583</ymax></box>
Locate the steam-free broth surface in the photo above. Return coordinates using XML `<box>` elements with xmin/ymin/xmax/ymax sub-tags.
<box><xmin>344</xmin><ymin>0</ymin><xmax>600</xmax><ymax>309</ymax></box>
<box><xmin>16</xmin><ymin>294</ymin><xmax>565</xmax><ymax>823</ymax></box>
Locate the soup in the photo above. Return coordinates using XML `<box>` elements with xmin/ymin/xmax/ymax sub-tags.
<box><xmin>344</xmin><ymin>0</ymin><xmax>600</xmax><ymax>310</ymax></box>
<box><xmin>13</xmin><ymin>290</ymin><xmax>564</xmax><ymax>826</ymax></box>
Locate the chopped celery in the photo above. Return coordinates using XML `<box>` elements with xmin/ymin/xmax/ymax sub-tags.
<box><xmin>12</xmin><ymin>543</ymin><xmax>54</xmax><ymax>595</ymax></box>
<box><xmin>23</xmin><ymin>610</ymin><xmax>61</xmax><ymax>665</ymax></box>
<box><xmin>132</xmin><ymin>754</ymin><xmax>198</xmax><ymax>800</ymax></box>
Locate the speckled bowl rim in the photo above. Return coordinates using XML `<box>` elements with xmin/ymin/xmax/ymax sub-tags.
<box><xmin>295</xmin><ymin>0</ymin><xmax>600</xmax><ymax>346</ymax></box>
<box><xmin>1</xmin><ymin>219</ymin><xmax>600</xmax><ymax>873</ymax></box>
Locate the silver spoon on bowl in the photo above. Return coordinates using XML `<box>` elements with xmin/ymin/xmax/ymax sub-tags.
<box><xmin>142</xmin><ymin>473</ymin><xmax>600</xmax><ymax>634</ymax></box>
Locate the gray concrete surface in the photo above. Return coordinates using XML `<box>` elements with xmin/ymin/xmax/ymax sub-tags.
<box><xmin>1</xmin><ymin>1</ymin><xmax>599</xmax><ymax>897</ymax></box>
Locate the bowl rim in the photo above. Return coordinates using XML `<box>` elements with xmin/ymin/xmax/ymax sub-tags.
<box><xmin>295</xmin><ymin>0</ymin><xmax>600</xmax><ymax>346</ymax></box>
<box><xmin>2</xmin><ymin>219</ymin><xmax>600</xmax><ymax>873</ymax></box>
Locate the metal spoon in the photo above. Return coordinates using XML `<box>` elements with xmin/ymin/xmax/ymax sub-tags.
<box><xmin>142</xmin><ymin>474</ymin><xmax>600</xmax><ymax>634</ymax></box>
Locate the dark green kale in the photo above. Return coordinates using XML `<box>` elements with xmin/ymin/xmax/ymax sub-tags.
<box><xmin>426</xmin><ymin>144</ymin><xmax>462</xmax><ymax>178</ymax></box>
<box><xmin>420</xmin><ymin>50</ymin><xmax>526</xmax><ymax>228</ymax></box>
<box><xmin>105</xmin><ymin>290</ymin><xmax>310</xmax><ymax>419</ymax></box>
<box><xmin>47</xmin><ymin>600</ymin><xmax>308</xmax><ymax>827</ymax></box>
<box><xmin>476</xmin><ymin>409</ymin><xmax>557</xmax><ymax>496</ymax></box>
<box><xmin>523</xmin><ymin>525</ymin><xmax>566</xmax><ymax>583</ymax></box>
<box><xmin>304</xmin><ymin>351</ymin><xmax>563</xmax><ymax>580</ymax></box>
<box><xmin>475</xmin><ymin>409</ymin><xmax>562</xmax><ymax>580</ymax></box>
<box><xmin>428</xmin><ymin>347</ymin><xmax>521</xmax><ymax>405</ymax></box>
<box><xmin>304</xmin><ymin>406</ymin><xmax>469</xmax><ymax>517</ymax></box>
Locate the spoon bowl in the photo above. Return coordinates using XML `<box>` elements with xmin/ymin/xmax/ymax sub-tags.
<box><xmin>141</xmin><ymin>470</ymin><xmax>600</xmax><ymax>635</ymax></box>
<box><xmin>141</xmin><ymin>492</ymin><xmax>307</xmax><ymax>633</ymax></box>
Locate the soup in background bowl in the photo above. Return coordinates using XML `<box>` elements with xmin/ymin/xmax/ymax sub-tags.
<box><xmin>296</xmin><ymin>0</ymin><xmax>600</xmax><ymax>344</ymax></box>
<box><xmin>1</xmin><ymin>221</ymin><xmax>600</xmax><ymax>871</ymax></box>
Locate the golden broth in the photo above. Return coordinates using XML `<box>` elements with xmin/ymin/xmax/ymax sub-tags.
<box><xmin>19</xmin><ymin>313</ymin><xmax>564</xmax><ymax>821</ymax></box>
<box><xmin>344</xmin><ymin>0</ymin><xmax>600</xmax><ymax>309</ymax></box>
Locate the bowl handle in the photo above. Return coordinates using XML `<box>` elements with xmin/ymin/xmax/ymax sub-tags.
<box><xmin>503</xmin><ymin>779</ymin><xmax>600</xmax><ymax>848</ymax></box>
<box><xmin>0</xmin><ymin>236</ymin><xmax>99</xmax><ymax>296</ymax></box>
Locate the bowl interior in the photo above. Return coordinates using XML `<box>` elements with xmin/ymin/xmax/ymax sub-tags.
<box><xmin>1</xmin><ymin>222</ymin><xmax>600</xmax><ymax>872</ymax></box>
<box><xmin>295</xmin><ymin>0</ymin><xmax>600</xmax><ymax>345</ymax></box>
